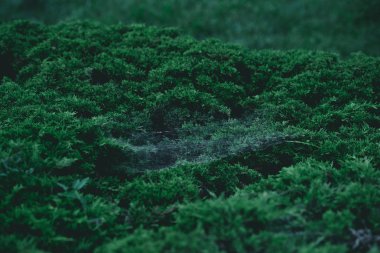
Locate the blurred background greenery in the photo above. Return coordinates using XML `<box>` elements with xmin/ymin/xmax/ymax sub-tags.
<box><xmin>0</xmin><ymin>0</ymin><xmax>379</xmax><ymax>55</ymax></box>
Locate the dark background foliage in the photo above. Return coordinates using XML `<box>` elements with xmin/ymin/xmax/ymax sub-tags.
<box><xmin>0</xmin><ymin>0</ymin><xmax>379</xmax><ymax>55</ymax></box>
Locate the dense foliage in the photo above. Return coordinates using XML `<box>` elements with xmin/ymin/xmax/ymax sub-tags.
<box><xmin>0</xmin><ymin>21</ymin><xmax>379</xmax><ymax>252</ymax></box>
<box><xmin>1</xmin><ymin>0</ymin><xmax>380</xmax><ymax>55</ymax></box>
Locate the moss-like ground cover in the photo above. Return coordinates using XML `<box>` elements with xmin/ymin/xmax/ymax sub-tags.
<box><xmin>0</xmin><ymin>21</ymin><xmax>379</xmax><ymax>252</ymax></box>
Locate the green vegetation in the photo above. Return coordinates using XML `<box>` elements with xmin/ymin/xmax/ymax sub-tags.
<box><xmin>1</xmin><ymin>0</ymin><xmax>380</xmax><ymax>55</ymax></box>
<box><xmin>0</xmin><ymin>21</ymin><xmax>379</xmax><ymax>252</ymax></box>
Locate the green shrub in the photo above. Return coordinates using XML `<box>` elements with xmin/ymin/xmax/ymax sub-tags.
<box><xmin>0</xmin><ymin>21</ymin><xmax>379</xmax><ymax>252</ymax></box>
<box><xmin>99</xmin><ymin>159</ymin><xmax>380</xmax><ymax>253</ymax></box>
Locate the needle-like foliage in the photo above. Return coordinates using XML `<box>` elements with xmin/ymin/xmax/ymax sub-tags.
<box><xmin>0</xmin><ymin>21</ymin><xmax>379</xmax><ymax>253</ymax></box>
